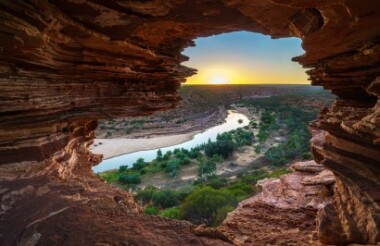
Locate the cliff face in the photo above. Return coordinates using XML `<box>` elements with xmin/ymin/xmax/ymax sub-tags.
<box><xmin>0</xmin><ymin>0</ymin><xmax>379</xmax><ymax>245</ymax></box>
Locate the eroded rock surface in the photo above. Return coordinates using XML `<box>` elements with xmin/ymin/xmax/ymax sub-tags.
<box><xmin>0</xmin><ymin>0</ymin><xmax>379</xmax><ymax>245</ymax></box>
<box><xmin>218</xmin><ymin>161</ymin><xmax>335</xmax><ymax>245</ymax></box>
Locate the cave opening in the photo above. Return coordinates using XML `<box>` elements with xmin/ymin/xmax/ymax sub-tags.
<box><xmin>181</xmin><ymin>31</ymin><xmax>307</xmax><ymax>85</ymax></box>
<box><xmin>90</xmin><ymin>31</ymin><xmax>339</xmax><ymax>245</ymax></box>
<box><xmin>92</xmin><ymin>30</ymin><xmax>328</xmax><ymax>172</ymax></box>
<box><xmin>0</xmin><ymin>1</ymin><xmax>379</xmax><ymax>245</ymax></box>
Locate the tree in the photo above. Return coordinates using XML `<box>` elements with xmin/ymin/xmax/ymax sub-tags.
<box><xmin>175</xmin><ymin>150</ymin><xmax>186</xmax><ymax>160</ymax></box>
<box><xmin>250</xmin><ymin>121</ymin><xmax>258</xmax><ymax>128</ymax></box>
<box><xmin>235</xmin><ymin>128</ymin><xmax>254</xmax><ymax>147</ymax></box>
<box><xmin>119</xmin><ymin>165</ymin><xmax>128</xmax><ymax>172</ymax></box>
<box><xmin>165</xmin><ymin>159</ymin><xmax>180</xmax><ymax>177</ymax></box>
<box><xmin>179</xmin><ymin>156</ymin><xmax>191</xmax><ymax>165</ymax></box>
<box><xmin>189</xmin><ymin>148</ymin><xmax>201</xmax><ymax>159</ymax></box>
<box><xmin>163</xmin><ymin>151</ymin><xmax>172</xmax><ymax>160</ymax></box>
<box><xmin>157</xmin><ymin>149</ymin><xmax>163</xmax><ymax>161</ymax></box>
<box><xmin>205</xmin><ymin>138</ymin><xmax>235</xmax><ymax>158</ymax></box>
<box><xmin>132</xmin><ymin>158</ymin><xmax>147</xmax><ymax>170</ymax></box>
<box><xmin>198</xmin><ymin>157</ymin><xmax>216</xmax><ymax>181</ymax></box>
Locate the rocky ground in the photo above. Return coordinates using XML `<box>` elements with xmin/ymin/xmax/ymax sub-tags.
<box><xmin>1</xmin><ymin>0</ymin><xmax>379</xmax><ymax>244</ymax></box>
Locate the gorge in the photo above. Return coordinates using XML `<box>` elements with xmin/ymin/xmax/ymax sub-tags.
<box><xmin>0</xmin><ymin>0</ymin><xmax>379</xmax><ymax>245</ymax></box>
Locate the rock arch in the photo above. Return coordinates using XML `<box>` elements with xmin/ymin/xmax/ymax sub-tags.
<box><xmin>0</xmin><ymin>0</ymin><xmax>379</xmax><ymax>245</ymax></box>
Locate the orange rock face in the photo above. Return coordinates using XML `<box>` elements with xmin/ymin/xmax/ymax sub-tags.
<box><xmin>0</xmin><ymin>0</ymin><xmax>379</xmax><ymax>245</ymax></box>
<box><xmin>218</xmin><ymin>161</ymin><xmax>335</xmax><ymax>245</ymax></box>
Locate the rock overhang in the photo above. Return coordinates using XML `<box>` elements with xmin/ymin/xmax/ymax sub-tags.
<box><xmin>0</xmin><ymin>0</ymin><xmax>379</xmax><ymax>245</ymax></box>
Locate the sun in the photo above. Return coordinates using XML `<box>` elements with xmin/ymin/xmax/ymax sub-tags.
<box><xmin>209</xmin><ymin>74</ymin><xmax>229</xmax><ymax>84</ymax></box>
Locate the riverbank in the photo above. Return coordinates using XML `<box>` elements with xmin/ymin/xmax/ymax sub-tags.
<box><xmin>92</xmin><ymin>110</ymin><xmax>250</xmax><ymax>172</ymax></box>
<box><xmin>91</xmin><ymin>130</ymin><xmax>201</xmax><ymax>159</ymax></box>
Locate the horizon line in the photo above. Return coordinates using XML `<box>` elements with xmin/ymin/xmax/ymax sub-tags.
<box><xmin>182</xmin><ymin>83</ymin><xmax>311</xmax><ymax>86</ymax></box>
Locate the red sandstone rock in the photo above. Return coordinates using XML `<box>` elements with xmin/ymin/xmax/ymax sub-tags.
<box><xmin>0</xmin><ymin>0</ymin><xmax>379</xmax><ymax>245</ymax></box>
<box><xmin>218</xmin><ymin>161</ymin><xmax>335</xmax><ymax>245</ymax></box>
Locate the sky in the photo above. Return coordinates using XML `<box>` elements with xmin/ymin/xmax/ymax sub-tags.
<box><xmin>181</xmin><ymin>31</ymin><xmax>308</xmax><ymax>85</ymax></box>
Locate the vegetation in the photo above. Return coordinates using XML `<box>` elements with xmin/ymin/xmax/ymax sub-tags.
<box><xmin>132</xmin><ymin>167</ymin><xmax>291</xmax><ymax>226</ymax></box>
<box><xmin>118</xmin><ymin>172</ymin><xmax>141</xmax><ymax>184</ymax></box>
<box><xmin>100</xmin><ymin>126</ymin><xmax>255</xmax><ymax>187</ymax></box>
<box><xmin>152</xmin><ymin>190</ymin><xmax>179</xmax><ymax>208</ymax></box>
<box><xmin>198</xmin><ymin>155</ymin><xmax>223</xmax><ymax>180</ymax></box>
<box><xmin>204</xmin><ymin>136</ymin><xmax>235</xmax><ymax>158</ymax></box>
<box><xmin>97</xmin><ymin>85</ymin><xmax>328</xmax><ymax>138</ymax></box>
<box><xmin>99</xmin><ymin>87</ymin><xmax>334</xmax><ymax>227</ymax></box>
<box><xmin>241</xmin><ymin>90</ymin><xmax>334</xmax><ymax>166</ymax></box>
<box><xmin>144</xmin><ymin>206</ymin><xmax>159</xmax><ymax>215</ymax></box>
<box><xmin>181</xmin><ymin>187</ymin><xmax>237</xmax><ymax>225</ymax></box>
<box><xmin>159</xmin><ymin>207</ymin><xmax>181</xmax><ymax>219</ymax></box>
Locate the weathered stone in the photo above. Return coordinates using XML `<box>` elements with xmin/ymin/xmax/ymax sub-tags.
<box><xmin>292</xmin><ymin>160</ymin><xmax>325</xmax><ymax>173</ymax></box>
<box><xmin>0</xmin><ymin>0</ymin><xmax>379</xmax><ymax>245</ymax></box>
<box><xmin>219</xmin><ymin>161</ymin><xmax>334</xmax><ymax>245</ymax></box>
<box><xmin>303</xmin><ymin>170</ymin><xmax>336</xmax><ymax>186</ymax></box>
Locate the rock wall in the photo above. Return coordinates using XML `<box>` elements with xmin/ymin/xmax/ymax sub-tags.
<box><xmin>0</xmin><ymin>0</ymin><xmax>379</xmax><ymax>245</ymax></box>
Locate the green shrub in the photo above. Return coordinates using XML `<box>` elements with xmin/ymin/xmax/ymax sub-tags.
<box><xmin>119</xmin><ymin>165</ymin><xmax>128</xmax><ymax>172</ymax></box>
<box><xmin>234</xmin><ymin>128</ymin><xmax>254</xmax><ymax>147</ymax></box>
<box><xmin>179</xmin><ymin>156</ymin><xmax>191</xmax><ymax>165</ymax></box>
<box><xmin>207</xmin><ymin>177</ymin><xmax>228</xmax><ymax>189</ymax></box>
<box><xmin>157</xmin><ymin>149</ymin><xmax>163</xmax><ymax>161</ymax></box>
<box><xmin>175</xmin><ymin>151</ymin><xmax>186</xmax><ymax>159</ymax></box>
<box><xmin>134</xmin><ymin>186</ymin><xmax>157</xmax><ymax>204</ymax></box>
<box><xmin>205</xmin><ymin>138</ymin><xmax>235</xmax><ymax>158</ymax></box>
<box><xmin>132</xmin><ymin>158</ymin><xmax>147</xmax><ymax>170</ymax></box>
<box><xmin>181</xmin><ymin>148</ymin><xmax>190</xmax><ymax>155</ymax></box>
<box><xmin>163</xmin><ymin>151</ymin><xmax>172</xmax><ymax>160</ymax></box>
<box><xmin>302</xmin><ymin>152</ymin><xmax>313</xmax><ymax>160</ymax></box>
<box><xmin>250</xmin><ymin>121</ymin><xmax>258</xmax><ymax>128</ymax></box>
<box><xmin>225</xmin><ymin>182</ymin><xmax>253</xmax><ymax>198</ymax></box>
<box><xmin>159</xmin><ymin>207</ymin><xmax>182</xmax><ymax>220</ymax></box>
<box><xmin>165</xmin><ymin>159</ymin><xmax>180</xmax><ymax>178</ymax></box>
<box><xmin>268</xmin><ymin>168</ymin><xmax>292</xmax><ymax>178</ymax></box>
<box><xmin>144</xmin><ymin>206</ymin><xmax>159</xmax><ymax>215</ymax></box>
<box><xmin>180</xmin><ymin>187</ymin><xmax>237</xmax><ymax>226</ymax></box>
<box><xmin>189</xmin><ymin>148</ymin><xmax>201</xmax><ymax>159</ymax></box>
<box><xmin>152</xmin><ymin>190</ymin><xmax>179</xmax><ymax>208</ymax></box>
<box><xmin>118</xmin><ymin>172</ymin><xmax>141</xmax><ymax>184</ymax></box>
<box><xmin>254</xmin><ymin>145</ymin><xmax>262</xmax><ymax>154</ymax></box>
<box><xmin>198</xmin><ymin>157</ymin><xmax>216</xmax><ymax>180</ymax></box>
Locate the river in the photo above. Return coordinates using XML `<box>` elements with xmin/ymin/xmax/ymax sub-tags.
<box><xmin>93</xmin><ymin>110</ymin><xmax>249</xmax><ymax>173</ymax></box>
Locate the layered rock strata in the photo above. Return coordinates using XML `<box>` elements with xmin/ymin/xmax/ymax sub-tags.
<box><xmin>218</xmin><ymin>161</ymin><xmax>335</xmax><ymax>245</ymax></box>
<box><xmin>0</xmin><ymin>0</ymin><xmax>379</xmax><ymax>245</ymax></box>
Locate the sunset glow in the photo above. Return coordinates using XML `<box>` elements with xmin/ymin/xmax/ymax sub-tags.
<box><xmin>209</xmin><ymin>75</ymin><xmax>229</xmax><ymax>84</ymax></box>
<box><xmin>182</xmin><ymin>32</ymin><xmax>308</xmax><ymax>85</ymax></box>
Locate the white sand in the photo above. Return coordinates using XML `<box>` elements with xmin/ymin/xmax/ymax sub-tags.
<box><xmin>90</xmin><ymin>131</ymin><xmax>201</xmax><ymax>159</ymax></box>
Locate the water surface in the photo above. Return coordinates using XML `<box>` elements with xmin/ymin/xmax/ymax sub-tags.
<box><xmin>93</xmin><ymin>110</ymin><xmax>249</xmax><ymax>173</ymax></box>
